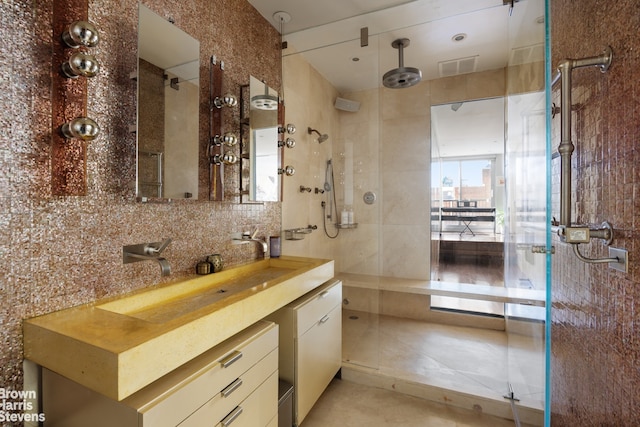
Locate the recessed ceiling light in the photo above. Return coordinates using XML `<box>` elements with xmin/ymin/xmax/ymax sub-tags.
<box><xmin>352</xmin><ymin>57</ymin><xmax>360</xmax><ymax>62</ymax></box>
<box><xmin>452</xmin><ymin>33</ymin><xmax>467</xmax><ymax>42</ymax></box>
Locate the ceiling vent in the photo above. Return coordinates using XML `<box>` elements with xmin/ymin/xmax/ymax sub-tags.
<box><xmin>509</xmin><ymin>44</ymin><xmax>545</xmax><ymax>66</ymax></box>
<box><xmin>438</xmin><ymin>56</ymin><xmax>478</xmax><ymax>78</ymax></box>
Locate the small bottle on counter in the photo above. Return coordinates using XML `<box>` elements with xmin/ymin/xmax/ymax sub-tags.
<box><xmin>270</xmin><ymin>236</ymin><xmax>281</xmax><ymax>257</ymax></box>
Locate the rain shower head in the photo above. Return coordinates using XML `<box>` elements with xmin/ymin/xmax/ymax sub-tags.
<box><xmin>251</xmin><ymin>93</ymin><xmax>278</xmax><ymax>110</ymax></box>
<box><xmin>308</xmin><ymin>127</ymin><xmax>329</xmax><ymax>143</ymax></box>
<box><xmin>383</xmin><ymin>38</ymin><xmax>422</xmax><ymax>89</ymax></box>
<box><xmin>251</xmin><ymin>82</ymin><xmax>279</xmax><ymax>110</ymax></box>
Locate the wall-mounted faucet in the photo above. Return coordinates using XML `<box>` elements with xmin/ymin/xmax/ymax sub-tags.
<box><xmin>232</xmin><ymin>229</ymin><xmax>268</xmax><ymax>258</ymax></box>
<box><xmin>123</xmin><ymin>238</ymin><xmax>172</xmax><ymax>276</ymax></box>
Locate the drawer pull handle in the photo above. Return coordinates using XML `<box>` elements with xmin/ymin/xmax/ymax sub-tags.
<box><xmin>221</xmin><ymin>378</ymin><xmax>243</xmax><ymax>397</ymax></box>
<box><xmin>221</xmin><ymin>406</ymin><xmax>243</xmax><ymax>427</ymax></box>
<box><xmin>319</xmin><ymin>314</ymin><xmax>330</xmax><ymax>324</ymax></box>
<box><xmin>220</xmin><ymin>350</ymin><xmax>243</xmax><ymax>368</ymax></box>
<box><xmin>319</xmin><ymin>290</ymin><xmax>330</xmax><ymax>299</ymax></box>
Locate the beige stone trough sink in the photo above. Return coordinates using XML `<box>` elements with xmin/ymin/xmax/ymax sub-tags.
<box><xmin>23</xmin><ymin>256</ymin><xmax>334</xmax><ymax>401</ymax></box>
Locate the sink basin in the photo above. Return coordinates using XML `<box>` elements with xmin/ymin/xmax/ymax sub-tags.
<box><xmin>98</xmin><ymin>258</ymin><xmax>310</xmax><ymax>323</ymax></box>
<box><xmin>23</xmin><ymin>256</ymin><xmax>334</xmax><ymax>401</ymax></box>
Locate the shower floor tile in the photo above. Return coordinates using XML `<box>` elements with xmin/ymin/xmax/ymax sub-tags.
<box><xmin>301</xmin><ymin>378</ymin><xmax>539</xmax><ymax>427</ymax></box>
<box><xmin>341</xmin><ymin>310</ymin><xmax>545</xmax><ymax>411</ymax></box>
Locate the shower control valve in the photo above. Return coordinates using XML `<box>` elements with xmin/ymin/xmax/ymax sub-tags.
<box><xmin>560</xmin><ymin>226</ymin><xmax>590</xmax><ymax>244</ymax></box>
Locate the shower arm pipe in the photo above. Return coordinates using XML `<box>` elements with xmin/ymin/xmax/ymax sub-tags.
<box><xmin>573</xmin><ymin>244</ymin><xmax>619</xmax><ymax>264</ymax></box>
<box><xmin>556</xmin><ymin>47</ymin><xmax>613</xmax><ymax>228</ymax></box>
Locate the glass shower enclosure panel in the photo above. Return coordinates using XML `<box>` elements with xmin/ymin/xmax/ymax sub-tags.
<box><xmin>286</xmin><ymin>36</ymin><xmax>383</xmax><ymax>373</ymax></box>
<box><xmin>504</xmin><ymin>0</ymin><xmax>549</xmax><ymax>425</ymax></box>
<box><xmin>282</xmin><ymin>1</ymin><xmax>551</xmax><ymax>424</ymax></box>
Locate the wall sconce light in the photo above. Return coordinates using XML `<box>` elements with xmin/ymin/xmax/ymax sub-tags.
<box><xmin>212</xmin><ymin>152</ymin><xmax>238</xmax><ymax>165</ymax></box>
<box><xmin>278</xmin><ymin>137</ymin><xmax>296</xmax><ymax>148</ymax></box>
<box><xmin>278</xmin><ymin>165</ymin><xmax>296</xmax><ymax>176</ymax></box>
<box><xmin>213</xmin><ymin>94</ymin><xmax>238</xmax><ymax>108</ymax></box>
<box><xmin>62</xmin><ymin>21</ymin><xmax>100</xmax><ymax>48</ymax></box>
<box><xmin>278</xmin><ymin>123</ymin><xmax>296</xmax><ymax>134</ymax></box>
<box><xmin>213</xmin><ymin>132</ymin><xmax>238</xmax><ymax>146</ymax></box>
<box><xmin>51</xmin><ymin>14</ymin><xmax>100</xmax><ymax>195</ymax></box>
<box><xmin>62</xmin><ymin>52</ymin><xmax>100</xmax><ymax>78</ymax></box>
<box><xmin>60</xmin><ymin>117</ymin><xmax>100</xmax><ymax>141</ymax></box>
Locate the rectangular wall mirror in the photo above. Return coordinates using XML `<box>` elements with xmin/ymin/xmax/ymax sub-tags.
<box><xmin>137</xmin><ymin>4</ymin><xmax>200</xmax><ymax>200</ymax></box>
<box><xmin>240</xmin><ymin>76</ymin><xmax>280</xmax><ymax>202</ymax></box>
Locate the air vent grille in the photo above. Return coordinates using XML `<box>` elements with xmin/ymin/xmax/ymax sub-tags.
<box><xmin>438</xmin><ymin>56</ymin><xmax>478</xmax><ymax>78</ymax></box>
<box><xmin>509</xmin><ymin>44</ymin><xmax>545</xmax><ymax>65</ymax></box>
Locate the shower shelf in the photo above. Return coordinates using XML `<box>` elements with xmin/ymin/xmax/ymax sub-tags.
<box><xmin>284</xmin><ymin>225</ymin><xmax>317</xmax><ymax>240</ymax></box>
<box><xmin>336</xmin><ymin>223</ymin><xmax>358</xmax><ymax>229</ymax></box>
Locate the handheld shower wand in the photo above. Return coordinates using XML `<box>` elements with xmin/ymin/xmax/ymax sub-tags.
<box><xmin>324</xmin><ymin>159</ymin><xmax>334</xmax><ymax>221</ymax></box>
<box><xmin>321</xmin><ymin>159</ymin><xmax>339</xmax><ymax>238</ymax></box>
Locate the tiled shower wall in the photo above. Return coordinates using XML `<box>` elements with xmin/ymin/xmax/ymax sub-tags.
<box><xmin>0</xmin><ymin>0</ymin><xmax>281</xmax><ymax>392</ymax></box>
<box><xmin>551</xmin><ymin>0</ymin><xmax>640</xmax><ymax>424</ymax></box>
<box><xmin>281</xmin><ymin>47</ymin><xmax>506</xmax><ymax>279</ymax></box>
<box><xmin>280</xmin><ymin>52</ymin><xmax>340</xmax><ymax>261</ymax></box>
<box><xmin>334</xmin><ymin>69</ymin><xmax>505</xmax><ymax>279</ymax></box>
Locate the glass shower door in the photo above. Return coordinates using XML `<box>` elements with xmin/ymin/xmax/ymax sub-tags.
<box><xmin>503</xmin><ymin>0</ymin><xmax>550</xmax><ymax>425</ymax></box>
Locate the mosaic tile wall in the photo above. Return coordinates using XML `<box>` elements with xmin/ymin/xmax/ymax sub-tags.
<box><xmin>0</xmin><ymin>0</ymin><xmax>282</xmax><ymax>392</ymax></box>
<box><xmin>550</xmin><ymin>0</ymin><xmax>640</xmax><ymax>424</ymax></box>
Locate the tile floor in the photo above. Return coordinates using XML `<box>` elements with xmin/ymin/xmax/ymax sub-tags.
<box><xmin>342</xmin><ymin>310</ymin><xmax>545</xmax><ymax>405</ymax></box>
<box><xmin>302</xmin><ymin>310</ymin><xmax>544</xmax><ymax>427</ymax></box>
<box><xmin>301</xmin><ymin>378</ymin><xmax>536</xmax><ymax>427</ymax></box>
<box><xmin>304</xmin><ymin>236</ymin><xmax>545</xmax><ymax>425</ymax></box>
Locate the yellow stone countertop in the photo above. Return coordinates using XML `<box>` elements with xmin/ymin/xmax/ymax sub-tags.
<box><xmin>23</xmin><ymin>256</ymin><xmax>334</xmax><ymax>401</ymax></box>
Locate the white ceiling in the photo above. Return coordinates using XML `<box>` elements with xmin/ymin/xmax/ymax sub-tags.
<box><xmin>247</xmin><ymin>0</ymin><xmax>545</xmax><ymax>92</ymax></box>
<box><xmin>246</xmin><ymin>0</ymin><xmax>545</xmax><ymax>157</ymax></box>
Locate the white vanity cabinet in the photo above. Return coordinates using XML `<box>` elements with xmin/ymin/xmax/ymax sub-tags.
<box><xmin>42</xmin><ymin>321</ymin><xmax>278</xmax><ymax>427</ymax></box>
<box><xmin>265</xmin><ymin>279</ymin><xmax>342</xmax><ymax>426</ymax></box>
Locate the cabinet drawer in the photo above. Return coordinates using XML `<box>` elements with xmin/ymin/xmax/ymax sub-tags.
<box><xmin>216</xmin><ymin>371</ymin><xmax>278</xmax><ymax>427</ymax></box>
<box><xmin>41</xmin><ymin>321</ymin><xmax>278</xmax><ymax>427</ymax></box>
<box><xmin>293</xmin><ymin>280</ymin><xmax>341</xmax><ymax>336</ymax></box>
<box><xmin>265</xmin><ymin>414</ymin><xmax>278</xmax><ymax>427</ymax></box>
<box><xmin>177</xmin><ymin>350</ymin><xmax>278</xmax><ymax>426</ymax></box>
<box><xmin>181</xmin><ymin>371</ymin><xmax>277</xmax><ymax>427</ymax></box>
<box><xmin>133</xmin><ymin>321</ymin><xmax>278</xmax><ymax>426</ymax></box>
